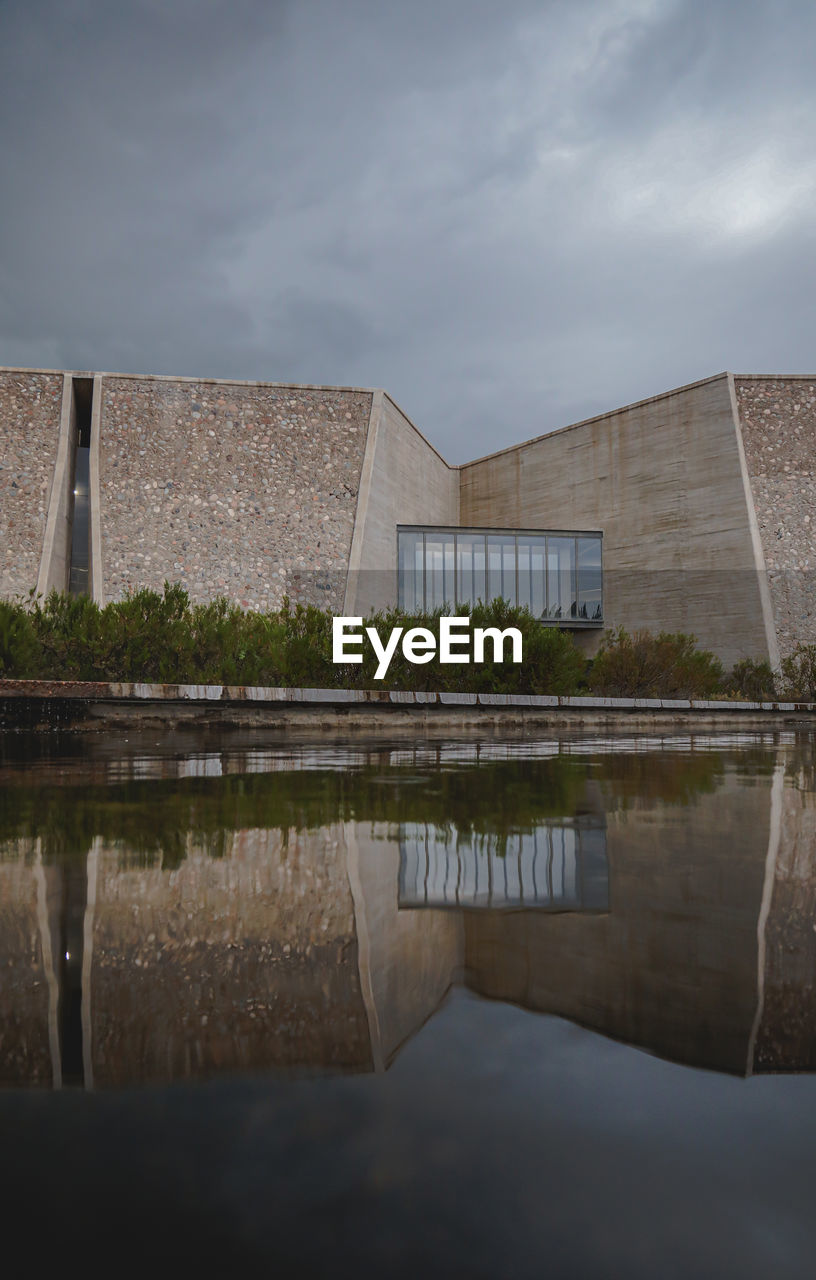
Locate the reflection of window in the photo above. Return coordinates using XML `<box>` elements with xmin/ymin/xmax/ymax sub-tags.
<box><xmin>398</xmin><ymin>818</ymin><xmax>608</xmax><ymax>911</ymax></box>
<box><xmin>397</xmin><ymin>527</ymin><xmax>603</xmax><ymax>624</ymax></box>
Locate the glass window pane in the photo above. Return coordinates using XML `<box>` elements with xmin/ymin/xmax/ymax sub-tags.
<box><xmin>487</xmin><ymin>536</ymin><xmax>516</xmax><ymax>606</ymax></box>
<box><xmin>425</xmin><ymin>535</ymin><xmax>455</xmax><ymax>611</ymax></box>
<box><xmin>546</xmin><ymin>537</ymin><xmax>576</xmax><ymax>619</ymax></box>
<box><xmin>577</xmin><ymin>536</ymin><xmax>602</xmax><ymax>621</ymax></box>
<box><xmin>517</xmin><ymin>536</ymin><xmax>546</xmax><ymax>617</ymax></box>
<box><xmin>456</xmin><ymin>534</ymin><xmax>486</xmax><ymax>608</ymax></box>
<box><xmin>398</xmin><ymin>531</ymin><xmax>423</xmax><ymax>612</ymax></box>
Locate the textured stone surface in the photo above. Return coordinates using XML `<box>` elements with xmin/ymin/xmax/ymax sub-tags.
<box><xmin>0</xmin><ymin>372</ymin><xmax>63</xmax><ymax>599</ymax></box>
<box><xmin>735</xmin><ymin>377</ymin><xmax>816</xmax><ymax>656</ymax></box>
<box><xmin>98</xmin><ymin>378</ymin><xmax>372</xmax><ymax>611</ymax></box>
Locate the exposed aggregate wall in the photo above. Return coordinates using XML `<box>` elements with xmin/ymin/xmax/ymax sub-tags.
<box><xmin>735</xmin><ymin>377</ymin><xmax>816</xmax><ymax>657</ymax></box>
<box><xmin>0</xmin><ymin>372</ymin><xmax>63</xmax><ymax>599</ymax></box>
<box><xmin>98</xmin><ymin>377</ymin><xmax>372</xmax><ymax>612</ymax></box>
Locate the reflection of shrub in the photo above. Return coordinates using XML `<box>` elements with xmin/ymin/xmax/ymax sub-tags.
<box><xmin>780</xmin><ymin>644</ymin><xmax>816</xmax><ymax>701</ymax></box>
<box><xmin>588</xmin><ymin>628</ymin><xmax>723</xmax><ymax>699</ymax></box>
<box><xmin>725</xmin><ymin>658</ymin><xmax>777</xmax><ymax>701</ymax></box>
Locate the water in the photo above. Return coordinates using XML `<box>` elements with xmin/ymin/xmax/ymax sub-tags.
<box><xmin>1</xmin><ymin>729</ymin><xmax>815</xmax><ymax>1275</ymax></box>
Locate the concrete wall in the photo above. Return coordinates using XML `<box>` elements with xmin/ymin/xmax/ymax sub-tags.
<box><xmin>97</xmin><ymin>375</ymin><xmax>373</xmax><ymax>612</ymax></box>
<box><xmin>0</xmin><ymin>370</ymin><xmax>64</xmax><ymax>599</ymax></box>
<box><xmin>734</xmin><ymin>376</ymin><xmax>816</xmax><ymax>657</ymax></box>
<box><xmin>345</xmin><ymin>392</ymin><xmax>459</xmax><ymax>615</ymax></box>
<box><xmin>460</xmin><ymin>374</ymin><xmax>773</xmax><ymax>665</ymax></box>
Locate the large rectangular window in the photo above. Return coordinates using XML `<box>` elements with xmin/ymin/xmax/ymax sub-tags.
<box><xmin>397</xmin><ymin>527</ymin><xmax>603</xmax><ymax>624</ymax></box>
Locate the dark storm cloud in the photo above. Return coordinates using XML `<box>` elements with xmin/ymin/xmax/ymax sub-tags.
<box><xmin>1</xmin><ymin>0</ymin><xmax>815</xmax><ymax>459</ymax></box>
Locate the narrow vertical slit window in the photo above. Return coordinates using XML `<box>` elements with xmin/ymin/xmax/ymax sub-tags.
<box><xmin>69</xmin><ymin>378</ymin><xmax>93</xmax><ymax>596</ymax></box>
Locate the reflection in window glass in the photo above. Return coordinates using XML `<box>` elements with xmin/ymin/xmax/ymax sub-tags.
<box><xmin>517</xmin><ymin>536</ymin><xmax>546</xmax><ymax>617</ymax></box>
<box><xmin>398</xmin><ymin>531</ymin><xmax>424</xmax><ymax>612</ymax></box>
<box><xmin>488</xmin><ymin>536</ymin><xmax>516</xmax><ymax>606</ymax></box>
<box><xmin>425</xmin><ymin>536</ymin><xmax>455</xmax><ymax>611</ymax></box>
<box><xmin>397</xmin><ymin>529</ymin><xmax>601</xmax><ymax>623</ymax></box>
<box><xmin>577</xmin><ymin>537</ymin><xmax>603</xmax><ymax>620</ymax></box>
<box><xmin>456</xmin><ymin>534</ymin><xmax>486</xmax><ymax>608</ymax></box>
<box><xmin>546</xmin><ymin>537</ymin><xmax>576</xmax><ymax>619</ymax></box>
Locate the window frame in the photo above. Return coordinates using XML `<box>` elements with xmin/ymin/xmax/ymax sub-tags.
<box><xmin>396</xmin><ymin>525</ymin><xmax>604</xmax><ymax>626</ymax></box>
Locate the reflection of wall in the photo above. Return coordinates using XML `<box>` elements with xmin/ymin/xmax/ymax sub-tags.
<box><xmin>353</xmin><ymin>823</ymin><xmax>462</xmax><ymax>1067</ymax></box>
<box><xmin>754</xmin><ymin>785</ymin><xmax>816</xmax><ymax>1071</ymax></box>
<box><xmin>464</xmin><ymin>772</ymin><xmax>771</xmax><ymax>1074</ymax></box>
<box><xmin>0</xmin><ymin>844</ymin><xmax>55</xmax><ymax>1085</ymax></box>
<box><xmin>89</xmin><ymin>826</ymin><xmax>373</xmax><ymax>1085</ymax></box>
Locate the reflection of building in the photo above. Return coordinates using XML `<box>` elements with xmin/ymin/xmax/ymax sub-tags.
<box><xmin>2</xmin><ymin>367</ymin><xmax>815</xmax><ymax>663</ymax></box>
<box><xmin>398</xmin><ymin>819</ymin><xmax>608</xmax><ymax>911</ymax></box>
<box><xmin>1</xmin><ymin>750</ymin><xmax>815</xmax><ymax>1086</ymax></box>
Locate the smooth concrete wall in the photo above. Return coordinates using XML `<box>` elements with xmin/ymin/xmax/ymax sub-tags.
<box><xmin>96</xmin><ymin>374</ymin><xmax>373</xmax><ymax>613</ymax></box>
<box><xmin>345</xmin><ymin>393</ymin><xmax>459</xmax><ymax>616</ymax></box>
<box><xmin>0</xmin><ymin>369</ymin><xmax>64</xmax><ymax>600</ymax></box>
<box><xmin>36</xmin><ymin>373</ymin><xmax>77</xmax><ymax>597</ymax></box>
<box><xmin>460</xmin><ymin>374</ymin><xmax>773</xmax><ymax>665</ymax></box>
<box><xmin>734</xmin><ymin>376</ymin><xmax>816</xmax><ymax>657</ymax></box>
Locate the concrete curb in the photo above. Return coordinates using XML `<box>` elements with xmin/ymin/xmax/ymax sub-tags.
<box><xmin>1</xmin><ymin>679</ymin><xmax>815</xmax><ymax>714</ymax></box>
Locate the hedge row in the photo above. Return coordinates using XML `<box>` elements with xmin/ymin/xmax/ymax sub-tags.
<box><xmin>0</xmin><ymin>585</ymin><xmax>814</xmax><ymax>700</ymax></box>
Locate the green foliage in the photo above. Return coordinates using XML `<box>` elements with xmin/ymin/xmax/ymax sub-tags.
<box><xmin>340</xmin><ymin>599</ymin><xmax>586</xmax><ymax>695</ymax></box>
<box><xmin>0</xmin><ymin>601</ymin><xmax>42</xmax><ymax>678</ymax></box>
<box><xmin>780</xmin><ymin>644</ymin><xmax>816</xmax><ymax>701</ymax></box>
<box><xmin>725</xmin><ymin>658</ymin><xmax>777</xmax><ymax>702</ymax></box>
<box><xmin>588</xmin><ymin>627</ymin><xmax>724</xmax><ymax>699</ymax></box>
<box><xmin>0</xmin><ymin>588</ymin><xmax>591</xmax><ymax>695</ymax></box>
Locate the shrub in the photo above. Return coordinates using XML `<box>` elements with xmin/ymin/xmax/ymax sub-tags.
<box><xmin>725</xmin><ymin>658</ymin><xmax>777</xmax><ymax>701</ymax></box>
<box><xmin>0</xmin><ymin>600</ymin><xmax>42</xmax><ymax>677</ymax></box>
<box><xmin>780</xmin><ymin>644</ymin><xmax>816</xmax><ymax>702</ymax></box>
<box><xmin>588</xmin><ymin>628</ymin><xmax>723</xmax><ymax>699</ymax></box>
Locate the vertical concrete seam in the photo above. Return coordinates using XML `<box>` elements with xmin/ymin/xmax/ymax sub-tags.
<box><xmin>343</xmin><ymin>821</ymin><xmax>385</xmax><ymax>1072</ymax></box>
<box><xmin>747</xmin><ymin>761</ymin><xmax>784</xmax><ymax>1075</ymax></box>
<box><xmin>82</xmin><ymin>839</ymin><xmax>100</xmax><ymax>1090</ymax></box>
<box><xmin>34</xmin><ymin>842</ymin><xmax>62</xmax><ymax>1089</ymax></box>
<box><xmin>89</xmin><ymin>374</ymin><xmax>105</xmax><ymax>607</ymax></box>
<box><xmin>36</xmin><ymin>372</ymin><xmax>73</xmax><ymax>598</ymax></box>
<box><xmin>727</xmin><ymin>372</ymin><xmax>780</xmax><ymax>668</ymax></box>
<box><xmin>343</xmin><ymin>389</ymin><xmax>383</xmax><ymax>615</ymax></box>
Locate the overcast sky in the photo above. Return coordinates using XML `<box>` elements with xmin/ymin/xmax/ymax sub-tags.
<box><xmin>1</xmin><ymin>0</ymin><xmax>815</xmax><ymax>461</ymax></box>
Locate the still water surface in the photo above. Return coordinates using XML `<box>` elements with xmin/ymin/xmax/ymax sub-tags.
<box><xmin>1</xmin><ymin>729</ymin><xmax>815</xmax><ymax>1275</ymax></box>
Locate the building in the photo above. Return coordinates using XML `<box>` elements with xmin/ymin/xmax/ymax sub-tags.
<box><xmin>1</xmin><ymin>366</ymin><xmax>814</xmax><ymax>665</ymax></box>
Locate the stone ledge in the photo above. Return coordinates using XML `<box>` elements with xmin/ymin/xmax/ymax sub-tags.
<box><xmin>1</xmin><ymin>679</ymin><xmax>815</xmax><ymax>714</ymax></box>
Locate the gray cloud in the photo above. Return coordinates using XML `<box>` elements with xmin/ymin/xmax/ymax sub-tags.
<box><xmin>1</xmin><ymin>0</ymin><xmax>815</xmax><ymax>460</ymax></box>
